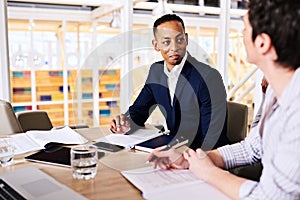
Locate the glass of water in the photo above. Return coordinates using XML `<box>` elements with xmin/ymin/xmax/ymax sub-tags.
<box><xmin>0</xmin><ymin>136</ymin><xmax>14</xmax><ymax>167</ymax></box>
<box><xmin>71</xmin><ymin>144</ymin><xmax>98</xmax><ymax>180</ymax></box>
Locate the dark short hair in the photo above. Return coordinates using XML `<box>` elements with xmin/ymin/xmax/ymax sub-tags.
<box><xmin>248</xmin><ymin>0</ymin><xmax>300</xmax><ymax>69</ymax></box>
<box><xmin>153</xmin><ymin>14</ymin><xmax>185</xmax><ymax>37</ymax></box>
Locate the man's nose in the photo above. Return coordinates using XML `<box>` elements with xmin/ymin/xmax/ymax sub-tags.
<box><xmin>170</xmin><ymin>40</ymin><xmax>179</xmax><ymax>51</ymax></box>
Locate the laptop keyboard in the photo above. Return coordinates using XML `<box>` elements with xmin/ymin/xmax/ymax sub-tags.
<box><xmin>0</xmin><ymin>179</ymin><xmax>26</xmax><ymax>200</ymax></box>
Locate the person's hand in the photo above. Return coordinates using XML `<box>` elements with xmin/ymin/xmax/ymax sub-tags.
<box><xmin>110</xmin><ymin>114</ymin><xmax>131</xmax><ymax>134</ymax></box>
<box><xmin>147</xmin><ymin>146</ymin><xmax>189</xmax><ymax>170</ymax></box>
<box><xmin>183</xmin><ymin>148</ymin><xmax>217</xmax><ymax>181</ymax></box>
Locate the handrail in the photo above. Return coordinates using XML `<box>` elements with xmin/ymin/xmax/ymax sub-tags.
<box><xmin>227</xmin><ymin>66</ymin><xmax>258</xmax><ymax>100</ymax></box>
<box><xmin>235</xmin><ymin>81</ymin><xmax>255</xmax><ymax>102</ymax></box>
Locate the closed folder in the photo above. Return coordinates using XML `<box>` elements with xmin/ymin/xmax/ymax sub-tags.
<box><xmin>134</xmin><ymin>135</ymin><xmax>188</xmax><ymax>153</ymax></box>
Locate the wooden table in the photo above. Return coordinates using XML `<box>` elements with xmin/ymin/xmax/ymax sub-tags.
<box><xmin>0</xmin><ymin>127</ymin><xmax>150</xmax><ymax>200</ymax></box>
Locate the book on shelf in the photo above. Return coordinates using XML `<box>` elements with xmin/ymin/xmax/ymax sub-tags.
<box><xmin>11</xmin><ymin>126</ymin><xmax>88</xmax><ymax>155</ymax></box>
<box><xmin>121</xmin><ymin>167</ymin><xmax>229</xmax><ymax>200</ymax></box>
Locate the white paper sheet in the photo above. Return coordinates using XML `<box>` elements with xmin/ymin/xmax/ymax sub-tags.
<box><xmin>121</xmin><ymin>167</ymin><xmax>229</xmax><ymax>200</ymax></box>
<box><xmin>12</xmin><ymin>126</ymin><xmax>88</xmax><ymax>155</ymax></box>
<box><xmin>95</xmin><ymin>127</ymin><xmax>162</xmax><ymax>148</ymax></box>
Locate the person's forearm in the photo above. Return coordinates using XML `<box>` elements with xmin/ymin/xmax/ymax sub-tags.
<box><xmin>207</xmin><ymin>149</ymin><xmax>225</xmax><ymax>168</ymax></box>
<box><xmin>205</xmin><ymin>166</ymin><xmax>247</xmax><ymax>200</ymax></box>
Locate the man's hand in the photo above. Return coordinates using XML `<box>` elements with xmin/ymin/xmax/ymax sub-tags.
<box><xmin>147</xmin><ymin>146</ymin><xmax>189</xmax><ymax>170</ymax></box>
<box><xmin>183</xmin><ymin>148</ymin><xmax>217</xmax><ymax>181</ymax></box>
<box><xmin>110</xmin><ymin>114</ymin><xmax>131</xmax><ymax>134</ymax></box>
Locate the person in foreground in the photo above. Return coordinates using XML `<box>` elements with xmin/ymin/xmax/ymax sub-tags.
<box><xmin>110</xmin><ymin>14</ymin><xmax>228</xmax><ymax>150</ymax></box>
<box><xmin>148</xmin><ymin>0</ymin><xmax>300</xmax><ymax>199</ymax></box>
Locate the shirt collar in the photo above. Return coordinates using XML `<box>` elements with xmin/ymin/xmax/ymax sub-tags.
<box><xmin>164</xmin><ymin>52</ymin><xmax>187</xmax><ymax>78</ymax></box>
<box><xmin>277</xmin><ymin>67</ymin><xmax>300</xmax><ymax>109</ymax></box>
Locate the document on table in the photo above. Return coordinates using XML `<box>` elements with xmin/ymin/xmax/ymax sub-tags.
<box><xmin>121</xmin><ymin>167</ymin><xmax>229</xmax><ymax>200</ymax></box>
<box><xmin>12</xmin><ymin>126</ymin><xmax>88</xmax><ymax>155</ymax></box>
<box><xmin>95</xmin><ymin>126</ymin><xmax>163</xmax><ymax>148</ymax></box>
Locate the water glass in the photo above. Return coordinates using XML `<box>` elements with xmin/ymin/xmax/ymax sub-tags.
<box><xmin>70</xmin><ymin>145</ymin><xmax>98</xmax><ymax>180</ymax></box>
<box><xmin>0</xmin><ymin>136</ymin><xmax>14</xmax><ymax>167</ymax></box>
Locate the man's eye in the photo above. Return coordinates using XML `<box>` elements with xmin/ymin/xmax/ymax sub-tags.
<box><xmin>177</xmin><ymin>38</ymin><xmax>185</xmax><ymax>44</ymax></box>
<box><xmin>162</xmin><ymin>41</ymin><xmax>170</xmax><ymax>46</ymax></box>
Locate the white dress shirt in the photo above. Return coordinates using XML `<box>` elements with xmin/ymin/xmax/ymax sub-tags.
<box><xmin>164</xmin><ymin>53</ymin><xmax>187</xmax><ymax>106</ymax></box>
<box><xmin>218</xmin><ymin>67</ymin><xmax>300</xmax><ymax>199</ymax></box>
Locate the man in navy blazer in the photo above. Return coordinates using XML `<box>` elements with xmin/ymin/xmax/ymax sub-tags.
<box><xmin>111</xmin><ymin>14</ymin><xmax>228</xmax><ymax>150</ymax></box>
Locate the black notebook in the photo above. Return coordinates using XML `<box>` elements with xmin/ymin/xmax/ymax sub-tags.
<box><xmin>25</xmin><ymin>145</ymin><xmax>105</xmax><ymax>167</ymax></box>
<box><xmin>134</xmin><ymin>134</ymin><xmax>186</xmax><ymax>152</ymax></box>
<box><xmin>25</xmin><ymin>146</ymin><xmax>72</xmax><ymax>167</ymax></box>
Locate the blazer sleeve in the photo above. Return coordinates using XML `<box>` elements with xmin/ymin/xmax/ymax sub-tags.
<box><xmin>127</xmin><ymin>66</ymin><xmax>157</xmax><ymax>127</ymax></box>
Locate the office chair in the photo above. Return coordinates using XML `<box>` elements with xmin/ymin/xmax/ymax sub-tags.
<box><xmin>226</xmin><ymin>101</ymin><xmax>248</xmax><ymax>144</ymax></box>
<box><xmin>0</xmin><ymin>100</ymin><xmax>23</xmax><ymax>134</ymax></box>
<box><xmin>16</xmin><ymin>110</ymin><xmax>89</xmax><ymax>132</ymax></box>
<box><xmin>16</xmin><ymin>110</ymin><xmax>53</xmax><ymax>132</ymax></box>
<box><xmin>226</xmin><ymin>101</ymin><xmax>263</xmax><ymax>181</ymax></box>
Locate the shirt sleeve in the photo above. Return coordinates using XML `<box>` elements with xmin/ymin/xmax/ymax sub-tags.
<box><xmin>238</xmin><ymin>109</ymin><xmax>300</xmax><ymax>199</ymax></box>
<box><xmin>218</xmin><ymin>126</ymin><xmax>262</xmax><ymax>169</ymax></box>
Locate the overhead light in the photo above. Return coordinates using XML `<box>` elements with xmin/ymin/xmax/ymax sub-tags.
<box><xmin>152</xmin><ymin>0</ymin><xmax>173</xmax><ymax>17</ymax></box>
<box><xmin>110</xmin><ymin>10</ymin><xmax>121</xmax><ymax>28</ymax></box>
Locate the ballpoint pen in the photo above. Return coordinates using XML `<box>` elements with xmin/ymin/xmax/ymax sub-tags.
<box><xmin>116</xmin><ymin>120</ymin><xmax>121</xmax><ymax>132</ymax></box>
<box><xmin>146</xmin><ymin>136</ymin><xmax>188</xmax><ymax>163</ymax></box>
<box><xmin>161</xmin><ymin>136</ymin><xmax>186</xmax><ymax>151</ymax></box>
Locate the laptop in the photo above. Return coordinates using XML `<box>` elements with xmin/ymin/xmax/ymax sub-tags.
<box><xmin>0</xmin><ymin>166</ymin><xmax>87</xmax><ymax>200</ymax></box>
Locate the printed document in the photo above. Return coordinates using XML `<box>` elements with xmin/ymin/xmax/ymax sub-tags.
<box><xmin>121</xmin><ymin>167</ymin><xmax>229</xmax><ymax>200</ymax></box>
<box><xmin>12</xmin><ymin>126</ymin><xmax>88</xmax><ymax>155</ymax></box>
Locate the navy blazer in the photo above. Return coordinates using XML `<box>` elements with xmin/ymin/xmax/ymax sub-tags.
<box><xmin>128</xmin><ymin>54</ymin><xmax>228</xmax><ymax>150</ymax></box>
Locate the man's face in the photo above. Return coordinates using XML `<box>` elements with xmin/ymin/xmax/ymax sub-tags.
<box><xmin>152</xmin><ymin>20</ymin><xmax>188</xmax><ymax>69</ymax></box>
<box><xmin>242</xmin><ymin>14</ymin><xmax>257</xmax><ymax>64</ymax></box>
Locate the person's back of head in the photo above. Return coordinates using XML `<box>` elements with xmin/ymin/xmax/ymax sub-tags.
<box><xmin>248</xmin><ymin>0</ymin><xmax>300</xmax><ymax>70</ymax></box>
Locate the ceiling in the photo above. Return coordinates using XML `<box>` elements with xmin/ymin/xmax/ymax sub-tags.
<box><xmin>6</xmin><ymin>0</ymin><xmax>246</xmax><ymax>35</ymax></box>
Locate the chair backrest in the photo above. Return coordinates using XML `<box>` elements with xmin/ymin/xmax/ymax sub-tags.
<box><xmin>227</xmin><ymin>101</ymin><xmax>248</xmax><ymax>144</ymax></box>
<box><xmin>16</xmin><ymin>110</ymin><xmax>53</xmax><ymax>132</ymax></box>
<box><xmin>0</xmin><ymin>100</ymin><xmax>23</xmax><ymax>134</ymax></box>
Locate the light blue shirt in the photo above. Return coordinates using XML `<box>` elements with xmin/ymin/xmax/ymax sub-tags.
<box><xmin>218</xmin><ymin>67</ymin><xmax>300</xmax><ymax>199</ymax></box>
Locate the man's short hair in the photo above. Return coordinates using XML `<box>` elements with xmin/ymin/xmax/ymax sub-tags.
<box><xmin>248</xmin><ymin>0</ymin><xmax>300</xmax><ymax>69</ymax></box>
<box><xmin>153</xmin><ymin>14</ymin><xmax>185</xmax><ymax>37</ymax></box>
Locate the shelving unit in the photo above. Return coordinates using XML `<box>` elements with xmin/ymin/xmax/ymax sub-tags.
<box><xmin>10</xmin><ymin>68</ymin><xmax>120</xmax><ymax>127</ymax></box>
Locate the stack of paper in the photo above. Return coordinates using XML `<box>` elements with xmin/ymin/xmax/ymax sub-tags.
<box><xmin>12</xmin><ymin>126</ymin><xmax>88</xmax><ymax>155</ymax></box>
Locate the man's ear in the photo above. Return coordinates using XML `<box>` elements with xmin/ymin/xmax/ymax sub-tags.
<box><xmin>185</xmin><ymin>33</ymin><xmax>189</xmax><ymax>45</ymax></box>
<box><xmin>152</xmin><ymin>39</ymin><xmax>160</xmax><ymax>52</ymax></box>
<box><xmin>254</xmin><ymin>33</ymin><xmax>278</xmax><ymax>60</ymax></box>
